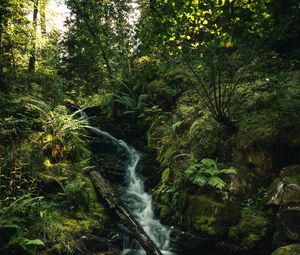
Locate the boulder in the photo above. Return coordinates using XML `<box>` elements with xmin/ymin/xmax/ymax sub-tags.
<box><xmin>271</xmin><ymin>244</ymin><xmax>300</xmax><ymax>255</ymax></box>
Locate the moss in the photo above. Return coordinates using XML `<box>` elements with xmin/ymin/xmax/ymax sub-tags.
<box><xmin>237</xmin><ymin>110</ymin><xmax>279</xmax><ymax>150</ymax></box>
<box><xmin>189</xmin><ymin>113</ymin><xmax>227</xmax><ymax>159</ymax></box>
<box><xmin>57</xmin><ymin>203</ymin><xmax>106</xmax><ymax>238</ymax></box>
<box><xmin>271</xmin><ymin>244</ymin><xmax>300</xmax><ymax>255</ymax></box>
<box><xmin>157</xmin><ymin>140</ymin><xmax>179</xmax><ymax>166</ymax></box>
<box><xmin>185</xmin><ymin>195</ymin><xmax>234</xmax><ymax>237</ymax></box>
<box><xmin>229</xmin><ymin>210</ymin><xmax>270</xmax><ymax>249</ymax></box>
<box><xmin>147</xmin><ymin>79</ymin><xmax>176</xmax><ymax>108</ymax></box>
<box><xmin>81</xmin><ymin>176</ymin><xmax>108</xmax><ymax>219</ymax></box>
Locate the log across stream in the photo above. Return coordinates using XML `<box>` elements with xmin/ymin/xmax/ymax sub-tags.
<box><xmin>89</xmin><ymin>127</ymin><xmax>174</xmax><ymax>255</ymax></box>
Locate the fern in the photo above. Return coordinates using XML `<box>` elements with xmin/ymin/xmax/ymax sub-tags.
<box><xmin>27</xmin><ymin>99</ymin><xmax>89</xmax><ymax>162</ymax></box>
<box><xmin>186</xmin><ymin>158</ymin><xmax>237</xmax><ymax>190</ymax></box>
<box><xmin>0</xmin><ymin>194</ymin><xmax>45</xmax><ymax>254</ymax></box>
<box><xmin>207</xmin><ymin>176</ymin><xmax>226</xmax><ymax>190</ymax></box>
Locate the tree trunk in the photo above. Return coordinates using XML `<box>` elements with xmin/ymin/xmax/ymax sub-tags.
<box><xmin>0</xmin><ymin>29</ymin><xmax>3</xmax><ymax>78</ymax></box>
<box><xmin>40</xmin><ymin>0</ymin><xmax>47</xmax><ymax>38</ymax></box>
<box><xmin>28</xmin><ymin>0</ymin><xmax>38</xmax><ymax>72</ymax></box>
<box><xmin>89</xmin><ymin>170</ymin><xmax>163</xmax><ymax>255</ymax></box>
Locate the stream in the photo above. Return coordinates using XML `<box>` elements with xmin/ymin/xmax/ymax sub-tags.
<box><xmin>91</xmin><ymin>127</ymin><xmax>174</xmax><ymax>255</ymax></box>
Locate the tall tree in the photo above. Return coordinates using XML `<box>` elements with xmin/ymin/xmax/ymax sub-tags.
<box><xmin>40</xmin><ymin>0</ymin><xmax>47</xmax><ymax>38</ymax></box>
<box><xmin>0</xmin><ymin>0</ymin><xmax>31</xmax><ymax>86</ymax></box>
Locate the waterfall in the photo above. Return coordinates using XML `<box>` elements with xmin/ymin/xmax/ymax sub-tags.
<box><xmin>90</xmin><ymin>126</ymin><xmax>174</xmax><ymax>255</ymax></box>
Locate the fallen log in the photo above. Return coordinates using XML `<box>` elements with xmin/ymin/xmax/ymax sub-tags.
<box><xmin>89</xmin><ymin>170</ymin><xmax>163</xmax><ymax>255</ymax></box>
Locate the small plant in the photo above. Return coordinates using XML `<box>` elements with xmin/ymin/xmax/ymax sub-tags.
<box><xmin>242</xmin><ymin>187</ymin><xmax>267</xmax><ymax>213</ymax></box>
<box><xmin>58</xmin><ymin>177</ymin><xmax>89</xmax><ymax>210</ymax></box>
<box><xmin>186</xmin><ymin>158</ymin><xmax>236</xmax><ymax>190</ymax></box>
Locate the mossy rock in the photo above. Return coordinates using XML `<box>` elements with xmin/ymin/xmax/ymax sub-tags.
<box><xmin>185</xmin><ymin>195</ymin><xmax>238</xmax><ymax>237</ymax></box>
<box><xmin>189</xmin><ymin>113</ymin><xmax>229</xmax><ymax>159</ymax></box>
<box><xmin>271</xmin><ymin>244</ymin><xmax>300</xmax><ymax>255</ymax></box>
<box><xmin>228</xmin><ymin>210</ymin><xmax>270</xmax><ymax>249</ymax></box>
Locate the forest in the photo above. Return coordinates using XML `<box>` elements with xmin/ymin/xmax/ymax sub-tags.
<box><xmin>0</xmin><ymin>0</ymin><xmax>300</xmax><ymax>254</ymax></box>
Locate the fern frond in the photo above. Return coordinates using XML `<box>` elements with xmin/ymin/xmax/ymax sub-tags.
<box><xmin>192</xmin><ymin>175</ymin><xmax>207</xmax><ymax>186</ymax></box>
<box><xmin>219</xmin><ymin>167</ymin><xmax>237</xmax><ymax>175</ymax></box>
<box><xmin>207</xmin><ymin>176</ymin><xmax>225</xmax><ymax>190</ymax></box>
<box><xmin>200</xmin><ymin>158</ymin><xmax>218</xmax><ymax>168</ymax></box>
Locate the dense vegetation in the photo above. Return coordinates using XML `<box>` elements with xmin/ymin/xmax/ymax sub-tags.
<box><xmin>0</xmin><ymin>0</ymin><xmax>300</xmax><ymax>254</ymax></box>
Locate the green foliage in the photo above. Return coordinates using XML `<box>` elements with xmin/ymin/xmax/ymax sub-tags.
<box><xmin>114</xmin><ymin>84</ymin><xmax>148</xmax><ymax>116</ymax></box>
<box><xmin>0</xmin><ymin>194</ymin><xmax>45</xmax><ymax>254</ymax></box>
<box><xmin>186</xmin><ymin>158</ymin><xmax>236</xmax><ymax>190</ymax></box>
<box><xmin>242</xmin><ymin>187</ymin><xmax>267</xmax><ymax>213</ymax></box>
<box><xmin>150</xmin><ymin>0</ymin><xmax>282</xmax><ymax>128</ymax></box>
<box><xmin>58</xmin><ymin>177</ymin><xmax>89</xmax><ymax>210</ymax></box>
<box><xmin>62</xmin><ymin>0</ymin><xmax>134</xmax><ymax>93</ymax></box>
<box><xmin>27</xmin><ymin>99</ymin><xmax>89</xmax><ymax>162</ymax></box>
<box><xmin>157</xmin><ymin>0</ymin><xmax>272</xmax><ymax>54</ymax></box>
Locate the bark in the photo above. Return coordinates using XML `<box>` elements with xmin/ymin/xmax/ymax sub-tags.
<box><xmin>28</xmin><ymin>0</ymin><xmax>38</xmax><ymax>72</ymax></box>
<box><xmin>89</xmin><ymin>170</ymin><xmax>163</xmax><ymax>255</ymax></box>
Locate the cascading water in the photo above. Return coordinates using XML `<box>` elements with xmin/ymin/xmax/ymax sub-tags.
<box><xmin>89</xmin><ymin>126</ymin><xmax>174</xmax><ymax>255</ymax></box>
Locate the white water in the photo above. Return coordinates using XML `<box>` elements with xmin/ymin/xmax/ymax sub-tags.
<box><xmin>90</xmin><ymin>127</ymin><xmax>174</xmax><ymax>255</ymax></box>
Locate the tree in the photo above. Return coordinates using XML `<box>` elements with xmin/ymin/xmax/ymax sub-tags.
<box><xmin>28</xmin><ymin>0</ymin><xmax>39</xmax><ymax>72</ymax></box>
<box><xmin>61</xmin><ymin>0</ymin><xmax>134</xmax><ymax>93</ymax></box>
<box><xmin>147</xmin><ymin>0</ymin><xmax>273</xmax><ymax>129</ymax></box>
<box><xmin>0</xmin><ymin>0</ymin><xmax>31</xmax><ymax>81</ymax></box>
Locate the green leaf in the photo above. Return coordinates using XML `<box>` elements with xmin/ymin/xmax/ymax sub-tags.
<box><xmin>24</xmin><ymin>239</ymin><xmax>44</xmax><ymax>246</ymax></box>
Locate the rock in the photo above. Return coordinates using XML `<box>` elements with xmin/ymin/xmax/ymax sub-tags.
<box><xmin>227</xmin><ymin>167</ymin><xmax>255</xmax><ymax>199</ymax></box>
<box><xmin>266</xmin><ymin>165</ymin><xmax>300</xmax><ymax>206</ymax></box>
<box><xmin>279</xmin><ymin>206</ymin><xmax>300</xmax><ymax>241</ymax></box>
<box><xmin>271</xmin><ymin>244</ymin><xmax>300</xmax><ymax>255</ymax></box>
<box><xmin>266</xmin><ymin>165</ymin><xmax>300</xmax><ymax>247</ymax></box>
<box><xmin>170</xmin><ymin>227</ymin><xmax>208</xmax><ymax>253</ymax></box>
